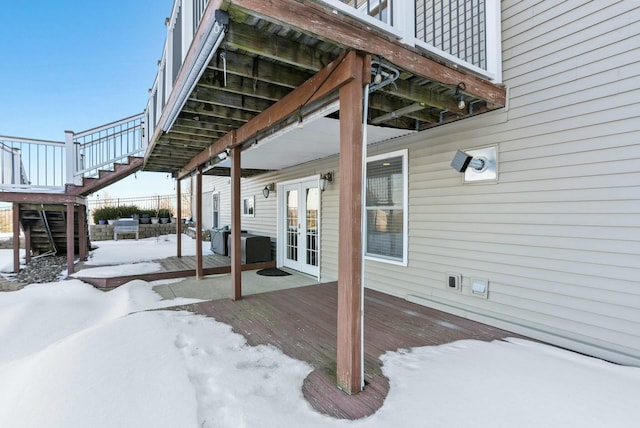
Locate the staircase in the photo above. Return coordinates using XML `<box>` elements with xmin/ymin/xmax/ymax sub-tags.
<box><xmin>18</xmin><ymin>204</ymin><xmax>89</xmax><ymax>256</ymax></box>
<box><xmin>19</xmin><ymin>156</ymin><xmax>142</xmax><ymax>255</ymax></box>
<box><xmin>66</xmin><ymin>156</ymin><xmax>144</xmax><ymax>197</ymax></box>
<box><xmin>0</xmin><ymin>114</ymin><xmax>147</xmax><ymax>263</ymax></box>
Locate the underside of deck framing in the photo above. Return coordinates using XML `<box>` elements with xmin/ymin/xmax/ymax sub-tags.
<box><xmin>182</xmin><ymin>282</ymin><xmax>524</xmax><ymax>420</ymax></box>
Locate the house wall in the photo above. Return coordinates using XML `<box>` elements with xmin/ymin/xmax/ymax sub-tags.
<box><xmin>372</xmin><ymin>0</ymin><xmax>639</xmax><ymax>366</ymax></box>
<box><xmin>198</xmin><ymin>1</ymin><xmax>640</xmax><ymax>366</ymax></box>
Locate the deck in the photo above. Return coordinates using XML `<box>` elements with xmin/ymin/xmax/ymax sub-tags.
<box><xmin>182</xmin><ymin>282</ymin><xmax>523</xmax><ymax>420</ymax></box>
<box><xmin>75</xmin><ymin>253</ymin><xmax>275</xmax><ymax>289</ymax></box>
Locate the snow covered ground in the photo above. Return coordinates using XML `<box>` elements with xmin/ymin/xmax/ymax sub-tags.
<box><xmin>0</xmin><ymin>236</ymin><xmax>638</xmax><ymax>427</ymax></box>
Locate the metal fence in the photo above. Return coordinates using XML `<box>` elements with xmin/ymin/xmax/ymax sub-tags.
<box><xmin>87</xmin><ymin>193</ymin><xmax>192</xmax><ymax>224</ymax></box>
<box><xmin>0</xmin><ymin>193</ymin><xmax>192</xmax><ymax>233</ymax></box>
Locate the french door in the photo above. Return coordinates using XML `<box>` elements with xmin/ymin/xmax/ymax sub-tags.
<box><xmin>280</xmin><ymin>179</ymin><xmax>320</xmax><ymax>277</ymax></box>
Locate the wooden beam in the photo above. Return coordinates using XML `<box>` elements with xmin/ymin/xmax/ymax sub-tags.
<box><xmin>13</xmin><ymin>203</ymin><xmax>20</xmax><ymax>273</ymax></box>
<box><xmin>206</xmin><ymin>50</ymin><xmax>311</xmax><ymax>88</ymax></box>
<box><xmin>24</xmin><ymin>223</ymin><xmax>31</xmax><ymax>265</ymax></box>
<box><xmin>336</xmin><ymin>52</ymin><xmax>365</xmax><ymax>395</ymax></box>
<box><xmin>183</xmin><ymin>100</ymin><xmax>256</xmax><ymax>122</ymax></box>
<box><xmin>189</xmin><ymin>86</ymin><xmax>274</xmax><ymax>113</ymax></box>
<box><xmin>195</xmin><ymin>166</ymin><xmax>203</xmax><ymax>279</ymax></box>
<box><xmin>170</xmin><ymin>125</ymin><xmax>226</xmax><ymax>139</ymax></box>
<box><xmin>226</xmin><ymin>0</ymin><xmax>506</xmax><ymax>105</ymax></box>
<box><xmin>198</xmin><ymin>70</ymin><xmax>296</xmax><ymax>101</ymax></box>
<box><xmin>225</xmin><ymin>21</ymin><xmax>336</xmax><ymax>72</ymax></box>
<box><xmin>176</xmin><ymin>177</ymin><xmax>182</xmax><ymax>258</ymax></box>
<box><xmin>66</xmin><ymin>203</ymin><xmax>75</xmax><ymax>275</ymax></box>
<box><xmin>78</xmin><ymin>205</ymin><xmax>87</xmax><ymax>261</ymax></box>
<box><xmin>230</xmin><ymin>146</ymin><xmax>242</xmax><ymax>300</ymax></box>
<box><xmin>178</xmin><ymin>50</ymin><xmax>358</xmax><ymax>179</ymax></box>
<box><xmin>175</xmin><ymin>117</ymin><xmax>237</xmax><ymax>132</ymax></box>
<box><xmin>0</xmin><ymin>192</ymin><xmax>86</xmax><ymax>205</ymax></box>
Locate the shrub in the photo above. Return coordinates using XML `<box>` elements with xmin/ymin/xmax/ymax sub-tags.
<box><xmin>92</xmin><ymin>205</ymin><xmax>142</xmax><ymax>224</ymax></box>
<box><xmin>92</xmin><ymin>206</ymin><xmax>119</xmax><ymax>224</ymax></box>
<box><xmin>115</xmin><ymin>205</ymin><xmax>140</xmax><ymax>219</ymax></box>
<box><xmin>157</xmin><ymin>208</ymin><xmax>173</xmax><ymax>218</ymax></box>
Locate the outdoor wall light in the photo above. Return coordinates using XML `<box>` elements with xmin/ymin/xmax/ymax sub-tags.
<box><xmin>455</xmin><ymin>82</ymin><xmax>466</xmax><ymax>110</ymax></box>
<box><xmin>319</xmin><ymin>172</ymin><xmax>333</xmax><ymax>191</ymax></box>
<box><xmin>217</xmin><ymin>149</ymin><xmax>230</xmax><ymax>160</ymax></box>
<box><xmin>262</xmin><ymin>182</ymin><xmax>275</xmax><ymax>198</ymax></box>
<box><xmin>451</xmin><ymin>146</ymin><xmax>498</xmax><ymax>182</ymax></box>
<box><xmin>450</xmin><ymin>150</ymin><xmax>485</xmax><ymax>173</ymax></box>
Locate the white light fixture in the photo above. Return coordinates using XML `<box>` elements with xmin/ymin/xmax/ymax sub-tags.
<box><xmin>319</xmin><ymin>171</ymin><xmax>333</xmax><ymax>191</ymax></box>
<box><xmin>217</xmin><ymin>149</ymin><xmax>229</xmax><ymax>160</ymax></box>
<box><xmin>455</xmin><ymin>82</ymin><xmax>466</xmax><ymax>110</ymax></box>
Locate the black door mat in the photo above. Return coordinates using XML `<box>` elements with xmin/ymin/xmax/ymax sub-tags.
<box><xmin>256</xmin><ymin>268</ymin><xmax>292</xmax><ymax>276</ymax></box>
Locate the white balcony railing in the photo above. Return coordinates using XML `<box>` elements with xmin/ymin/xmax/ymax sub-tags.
<box><xmin>0</xmin><ymin>113</ymin><xmax>145</xmax><ymax>192</ymax></box>
<box><xmin>322</xmin><ymin>0</ymin><xmax>501</xmax><ymax>81</ymax></box>
<box><xmin>71</xmin><ymin>113</ymin><xmax>146</xmax><ymax>184</ymax></box>
<box><xmin>0</xmin><ymin>136</ymin><xmax>66</xmax><ymax>192</ymax></box>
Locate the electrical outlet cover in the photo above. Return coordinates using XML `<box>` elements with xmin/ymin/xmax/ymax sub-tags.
<box><xmin>471</xmin><ymin>278</ymin><xmax>489</xmax><ymax>298</ymax></box>
<box><xmin>446</xmin><ymin>273</ymin><xmax>461</xmax><ymax>291</ymax></box>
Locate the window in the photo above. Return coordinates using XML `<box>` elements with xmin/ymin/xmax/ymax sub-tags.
<box><xmin>242</xmin><ymin>196</ymin><xmax>255</xmax><ymax>217</ymax></box>
<box><xmin>365</xmin><ymin>149</ymin><xmax>408</xmax><ymax>265</ymax></box>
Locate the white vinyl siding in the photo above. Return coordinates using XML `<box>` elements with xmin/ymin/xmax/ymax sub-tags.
<box><xmin>196</xmin><ymin>1</ymin><xmax>640</xmax><ymax>366</ymax></box>
<box><xmin>364</xmin><ymin>0</ymin><xmax>640</xmax><ymax>366</ymax></box>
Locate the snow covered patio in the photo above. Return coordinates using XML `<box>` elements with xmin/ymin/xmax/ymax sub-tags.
<box><xmin>178</xmin><ymin>282</ymin><xmax>522</xmax><ymax>419</ymax></box>
<box><xmin>1</xmin><ymin>236</ymin><xmax>639</xmax><ymax>427</ymax></box>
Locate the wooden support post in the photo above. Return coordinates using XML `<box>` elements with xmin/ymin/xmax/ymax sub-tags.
<box><xmin>336</xmin><ymin>52</ymin><xmax>365</xmax><ymax>395</ymax></box>
<box><xmin>231</xmin><ymin>145</ymin><xmax>242</xmax><ymax>300</ymax></box>
<box><xmin>12</xmin><ymin>203</ymin><xmax>20</xmax><ymax>273</ymax></box>
<box><xmin>66</xmin><ymin>203</ymin><xmax>75</xmax><ymax>275</ymax></box>
<box><xmin>176</xmin><ymin>177</ymin><xmax>182</xmax><ymax>258</ymax></box>
<box><xmin>24</xmin><ymin>224</ymin><xmax>31</xmax><ymax>265</ymax></box>
<box><xmin>195</xmin><ymin>166</ymin><xmax>203</xmax><ymax>279</ymax></box>
<box><xmin>78</xmin><ymin>204</ymin><xmax>87</xmax><ymax>261</ymax></box>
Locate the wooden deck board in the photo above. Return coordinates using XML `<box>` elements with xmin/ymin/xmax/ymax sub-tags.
<box><xmin>183</xmin><ymin>282</ymin><xmax>523</xmax><ymax>420</ymax></box>
<box><xmin>75</xmin><ymin>254</ymin><xmax>275</xmax><ymax>289</ymax></box>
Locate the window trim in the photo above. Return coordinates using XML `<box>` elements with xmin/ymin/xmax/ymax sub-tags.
<box><xmin>364</xmin><ymin>149</ymin><xmax>408</xmax><ymax>266</ymax></box>
<box><xmin>242</xmin><ymin>196</ymin><xmax>255</xmax><ymax>217</ymax></box>
<box><xmin>211</xmin><ymin>191</ymin><xmax>221</xmax><ymax>229</ymax></box>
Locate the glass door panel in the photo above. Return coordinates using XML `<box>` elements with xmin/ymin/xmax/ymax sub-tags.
<box><xmin>305</xmin><ymin>187</ymin><xmax>319</xmax><ymax>269</ymax></box>
<box><xmin>280</xmin><ymin>180</ymin><xmax>320</xmax><ymax>277</ymax></box>
<box><xmin>284</xmin><ymin>187</ymin><xmax>299</xmax><ymax>268</ymax></box>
